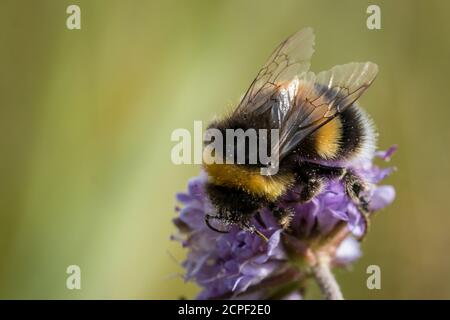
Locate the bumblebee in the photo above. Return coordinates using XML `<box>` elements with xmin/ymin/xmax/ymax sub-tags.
<box><xmin>203</xmin><ymin>28</ymin><xmax>378</xmax><ymax>240</ymax></box>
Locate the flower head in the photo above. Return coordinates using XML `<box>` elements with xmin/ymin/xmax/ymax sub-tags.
<box><xmin>172</xmin><ymin>148</ymin><xmax>396</xmax><ymax>299</ymax></box>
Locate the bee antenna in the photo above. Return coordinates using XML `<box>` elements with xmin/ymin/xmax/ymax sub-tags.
<box><xmin>204</xmin><ymin>214</ymin><xmax>229</xmax><ymax>234</ymax></box>
<box><xmin>244</xmin><ymin>223</ymin><xmax>269</xmax><ymax>243</ymax></box>
<box><xmin>254</xmin><ymin>229</ymin><xmax>269</xmax><ymax>243</ymax></box>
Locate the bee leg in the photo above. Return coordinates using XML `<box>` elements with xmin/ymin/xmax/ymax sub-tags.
<box><xmin>295</xmin><ymin>162</ymin><xmax>371</xmax><ymax>238</ymax></box>
<box><xmin>342</xmin><ymin>171</ymin><xmax>370</xmax><ymax>240</ymax></box>
<box><xmin>281</xmin><ymin>178</ymin><xmax>324</xmax><ymax>207</ymax></box>
<box><xmin>297</xmin><ymin>162</ymin><xmax>367</xmax><ymax>208</ymax></box>
<box><xmin>295</xmin><ymin>161</ymin><xmax>343</xmax><ymax>203</ymax></box>
<box><xmin>295</xmin><ymin>162</ymin><xmax>371</xmax><ymax>239</ymax></box>
<box><xmin>268</xmin><ymin>204</ymin><xmax>294</xmax><ymax>230</ymax></box>
<box><xmin>298</xmin><ymin>178</ymin><xmax>325</xmax><ymax>203</ymax></box>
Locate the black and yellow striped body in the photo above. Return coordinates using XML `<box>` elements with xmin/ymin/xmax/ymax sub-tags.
<box><xmin>204</xmin><ymin>104</ymin><xmax>375</xmax><ymax>203</ymax></box>
<box><xmin>203</xmin><ymin>92</ymin><xmax>376</xmax><ymax>229</ymax></box>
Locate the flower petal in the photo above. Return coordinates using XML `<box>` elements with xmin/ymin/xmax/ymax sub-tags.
<box><xmin>370</xmin><ymin>185</ymin><xmax>396</xmax><ymax>211</ymax></box>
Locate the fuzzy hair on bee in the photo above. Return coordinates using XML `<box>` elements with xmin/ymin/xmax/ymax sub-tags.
<box><xmin>202</xmin><ymin>28</ymin><xmax>379</xmax><ymax>240</ymax></box>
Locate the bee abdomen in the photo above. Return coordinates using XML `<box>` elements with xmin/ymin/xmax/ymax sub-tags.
<box><xmin>298</xmin><ymin>104</ymin><xmax>376</xmax><ymax>162</ymax></box>
<box><xmin>335</xmin><ymin>104</ymin><xmax>376</xmax><ymax>162</ymax></box>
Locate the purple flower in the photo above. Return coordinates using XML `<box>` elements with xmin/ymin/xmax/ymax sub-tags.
<box><xmin>172</xmin><ymin>148</ymin><xmax>396</xmax><ymax>299</ymax></box>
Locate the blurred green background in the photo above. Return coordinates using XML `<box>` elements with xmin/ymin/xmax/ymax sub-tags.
<box><xmin>1</xmin><ymin>0</ymin><xmax>449</xmax><ymax>299</ymax></box>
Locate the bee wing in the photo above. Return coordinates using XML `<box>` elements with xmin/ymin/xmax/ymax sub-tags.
<box><xmin>234</xmin><ymin>28</ymin><xmax>315</xmax><ymax>115</ymax></box>
<box><xmin>277</xmin><ymin>62</ymin><xmax>379</xmax><ymax>158</ymax></box>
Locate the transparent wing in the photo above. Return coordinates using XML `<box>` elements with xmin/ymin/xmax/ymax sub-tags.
<box><xmin>235</xmin><ymin>28</ymin><xmax>315</xmax><ymax>116</ymax></box>
<box><xmin>277</xmin><ymin>62</ymin><xmax>379</xmax><ymax>158</ymax></box>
